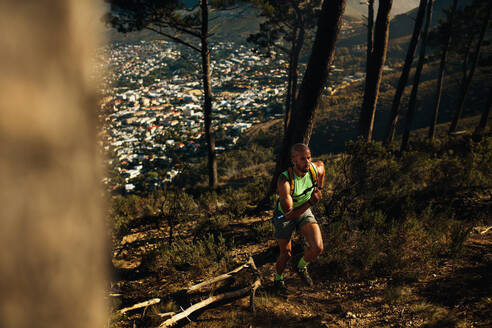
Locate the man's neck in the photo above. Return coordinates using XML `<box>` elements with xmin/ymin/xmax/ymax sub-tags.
<box><xmin>293</xmin><ymin>166</ymin><xmax>308</xmax><ymax>178</ymax></box>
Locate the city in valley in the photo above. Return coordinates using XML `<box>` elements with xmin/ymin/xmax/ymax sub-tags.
<box><xmin>97</xmin><ymin>39</ymin><xmax>367</xmax><ymax>193</ymax></box>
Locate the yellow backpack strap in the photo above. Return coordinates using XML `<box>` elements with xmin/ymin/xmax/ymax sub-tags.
<box><xmin>287</xmin><ymin>166</ymin><xmax>295</xmax><ymax>196</ymax></box>
<box><xmin>309</xmin><ymin>162</ymin><xmax>318</xmax><ymax>187</ymax></box>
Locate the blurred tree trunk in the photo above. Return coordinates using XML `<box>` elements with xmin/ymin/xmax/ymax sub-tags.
<box><xmin>429</xmin><ymin>0</ymin><xmax>458</xmax><ymax>140</ymax></box>
<box><xmin>268</xmin><ymin>0</ymin><xmax>346</xmax><ymax>195</ymax></box>
<box><xmin>358</xmin><ymin>0</ymin><xmax>393</xmax><ymax>141</ymax></box>
<box><xmin>474</xmin><ymin>87</ymin><xmax>492</xmax><ymax>136</ymax></box>
<box><xmin>449</xmin><ymin>1</ymin><xmax>492</xmax><ymax>133</ymax></box>
<box><xmin>385</xmin><ymin>0</ymin><xmax>427</xmax><ymax>145</ymax></box>
<box><xmin>401</xmin><ymin>0</ymin><xmax>433</xmax><ymax>151</ymax></box>
<box><xmin>201</xmin><ymin>0</ymin><xmax>218</xmax><ymax>189</ymax></box>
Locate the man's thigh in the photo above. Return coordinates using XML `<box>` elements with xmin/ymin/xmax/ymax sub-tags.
<box><xmin>299</xmin><ymin>222</ymin><xmax>323</xmax><ymax>249</ymax></box>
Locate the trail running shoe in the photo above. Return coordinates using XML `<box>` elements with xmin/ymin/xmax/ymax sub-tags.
<box><xmin>296</xmin><ymin>267</ymin><xmax>314</xmax><ymax>287</ymax></box>
<box><xmin>273</xmin><ymin>279</ymin><xmax>289</xmax><ymax>296</ymax></box>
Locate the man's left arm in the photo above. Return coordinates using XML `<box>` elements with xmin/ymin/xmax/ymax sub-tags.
<box><xmin>308</xmin><ymin>161</ymin><xmax>325</xmax><ymax>206</ymax></box>
<box><xmin>314</xmin><ymin>160</ymin><xmax>325</xmax><ymax>189</ymax></box>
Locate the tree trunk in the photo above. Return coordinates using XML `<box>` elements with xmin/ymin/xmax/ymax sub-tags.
<box><xmin>285</xmin><ymin>1</ymin><xmax>306</xmax><ymax>133</ymax></box>
<box><xmin>290</xmin><ymin>24</ymin><xmax>304</xmax><ymax>126</ymax></box>
<box><xmin>285</xmin><ymin>37</ymin><xmax>295</xmax><ymax>131</ymax></box>
<box><xmin>401</xmin><ymin>0</ymin><xmax>433</xmax><ymax>151</ymax></box>
<box><xmin>201</xmin><ymin>0</ymin><xmax>218</xmax><ymax>189</ymax></box>
<box><xmin>358</xmin><ymin>0</ymin><xmax>393</xmax><ymax>141</ymax></box>
<box><xmin>428</xmin><ymin>0</ymin><xmax>458</xmax><ymax>140</ymax></box>
<box><xmin>474</xmin><ymin>87</ymin><xmax>492</xmax><ymax>135</ymax></box>
<box><xmin>449</xmin><ymin>1</ymin><xmax>491</xmax><ymax>133</ymax></box>
<box><xmin>367</xmin><ymin>0</ymin><xmax>374</xmax><ymax>69</ymax></box>
<box><xmin>268</xmin><ymin>0</ymin><xmax>346</xmax><ymax>195</ymax></box>
<box><xmin>384</xmin><ymin>0</ymin><xmax>428</xmax><ymax>145</ymax></box>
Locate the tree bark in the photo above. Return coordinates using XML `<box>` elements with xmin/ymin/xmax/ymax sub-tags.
<box><xmin>401</xmin><ymin>0</ymin><xmax>433</xmax><ymax>151</ymax></box>
<box><xmin>384</xmin><ymin>0</ymin><xmax>428</xmax><ymax>145</ymax></box>
<box><xmin>268</xmin><ymin>0</ymin><xmax>346</xmax><ymax>195</ymax></box>
<box><xmin>358</xmin><ymin>0</ymin><xmax>393</xmax><ymax>141</ymax></box>
<box><xmin>201</xmin><ymin>0</ymin><xmax>218</xmax><ymax>189</ymax></box>
<box><xmin>474</xmin><ymin>87</ymin><xmax>492</xmax><ymax>135</ymax></box>
<box><xmin>449</xmin><ymin>1</ymin><xmax>492</xmax><ymax>133</ymax></box>
<box><xmin>428</xmin><ymin>0</ymin><xmax>458</xmax><ymax>140</ymax></box>
<box><xmin>285</xmin><ymin>32</ymin><xmax>296</xmax><ymax>131</ymax></box>
<box><xmin>285</xmin><ymin>1</ymin><xmax>306</xmax><ymax>133</ymax></box>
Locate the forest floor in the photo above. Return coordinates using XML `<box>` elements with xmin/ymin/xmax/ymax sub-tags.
<box><xmin>109</xmin><ymin>212</ymin><xmax>492</xmax><ymax>328</ymax></box>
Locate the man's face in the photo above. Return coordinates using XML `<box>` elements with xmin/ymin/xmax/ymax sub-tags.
<box><xmin>291</xmin><ymin>149</ymin><xmax>311</xmax><ymax>173</ymax></box>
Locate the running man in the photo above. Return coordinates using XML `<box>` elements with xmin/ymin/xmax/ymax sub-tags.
<box><xmin>272</xmin><ymin>143</ymin><xmax>325</xmax><ymax>294</ymax></box>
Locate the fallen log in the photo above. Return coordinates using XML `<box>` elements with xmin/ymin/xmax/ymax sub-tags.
<box><xmin>119</xmin><ymin>298</ymin><xmax>161</xmax><ymax>314</ymax></box>
<box><xmin>159</xmin><ymin>257</ymin><xmax>261</xmax><ymax>327</ymax></box>
<box><xmin>157</xmin><ymin>312</ymin><xmax>176</xmax><ymax>318</ymax></box>
<box><xmin>185</xmin><ymin>258</ymin><xmax>253</xmax><ymax>294</ymax></box>
<box><xmin>481</xmin><ymin>226</ymin><xmax>492</xmax><ymax>235</ymax></box>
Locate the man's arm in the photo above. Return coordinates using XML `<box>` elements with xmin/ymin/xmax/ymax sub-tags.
<box><xmin>314</xmin><ymin>160</ymin><xmax>325</xmax><ymax>189</ymax></box>
<box><xmin>277</xmin><ymin>174</ymin><xmax>312</xmax><ymax>220</ymax></box>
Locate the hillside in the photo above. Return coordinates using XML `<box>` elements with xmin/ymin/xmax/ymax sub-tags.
<box><xmin>344</xmin><ymin>0</ymin><xmax>420</xmax><ymax>18</ymax></box>
<box><xmin>108</xmin><ymin>128</ymin><xmax>492</xmax><ymax>327</ymax></box>
<box><xmin>107</xmin><ymin>55</ymin><xmax>492</xmax><ymax>328</ymax></box>
<box><xmin>105</xmin><ymin>0</ymin><xmax>423</xmax><ymax>44</ymax></box>
<box><xmin>238</xmin><ymin>56</ymin><xmax>492</xmax><ymax>157</ymax></box>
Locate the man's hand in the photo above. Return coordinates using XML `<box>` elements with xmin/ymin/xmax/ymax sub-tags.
<box><xmin>309</xmin><ymin>187</ymin><xmax>322</xmax><ymax>206</ymax></box>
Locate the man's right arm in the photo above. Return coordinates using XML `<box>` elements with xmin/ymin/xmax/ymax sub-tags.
<box><xmin>277</xmin><ymin>175</ymin><xmax>312</xmax><ymax>220</ymax></box>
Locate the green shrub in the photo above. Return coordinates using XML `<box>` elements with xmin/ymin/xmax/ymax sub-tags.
<box><xmin>318</xmin><ymin>136</ymin><xmax>492</xmax><ymax>278</ymax></box>
<box><xmin>221</xmin><ymin>187</ymin><xmax>248</xmax><ymax>218</ymax></box>
<box><xmin>160</xmin><ymin>232</ymin><xmax>235</xmax><ymax>275</ymax></box>
<box><xmin>251</xmin><ymin>220</ymin><xmax>274</xmax><ymax>242</ymax></box>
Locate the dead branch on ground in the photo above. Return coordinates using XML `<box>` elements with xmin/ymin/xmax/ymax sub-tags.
<box><xmin>119</xmin><ymin>298</ymin><xmax>161</xmax><ymax>314</ymax></box>
<box><xmin>158</xmin><ymin>257</ymin><xmax>261</xmax><ymax>327</ymax></box>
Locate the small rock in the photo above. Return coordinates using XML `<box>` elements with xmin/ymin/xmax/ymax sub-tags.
<box><xmin>346</xmin><ymin>311</ymin><xmax>356</xmax><ymax>319</ymax></box>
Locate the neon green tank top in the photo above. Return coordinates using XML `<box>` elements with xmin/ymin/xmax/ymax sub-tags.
<box><xmin>277</xmin><ymin>168</ymin><xmax>315</xmax><ymax>214</ymax></box>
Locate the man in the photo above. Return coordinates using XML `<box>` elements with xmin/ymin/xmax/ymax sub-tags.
<box><xmin>272</xmin><ymin>143</ymin><xmax>325</xmax><ymax>294</ymax></box>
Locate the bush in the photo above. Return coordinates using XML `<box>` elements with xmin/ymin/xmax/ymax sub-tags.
<box><xmin>317</xmin><ymin>136</ymin><xmax>491</xmax><ymax>278</ymax></box>
<box><xmin>251</xmin><ymin>220</ymin><xmax>274</xmax><ymax>242</ymax></box>
<box><xmin>160</xmin><ymin>233</ymin><xmax>235</xmax><ymax>275</ymax></box>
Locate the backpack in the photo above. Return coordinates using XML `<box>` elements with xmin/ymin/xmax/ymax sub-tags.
<box><xmin>286</xmin><ymin>162</ymin><xmax>318</xmax><ymax>198</ymax></box>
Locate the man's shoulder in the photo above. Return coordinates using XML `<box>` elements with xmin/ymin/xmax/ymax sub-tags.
<box><xmin>312</xmin><ymin>160</ymin><xmax>324</xmax><ymax>176</ymax></box>
<box><xmin>277</xmin><ymin>172</ymin><xmax>289</xmax><ymax>183</ymax></box>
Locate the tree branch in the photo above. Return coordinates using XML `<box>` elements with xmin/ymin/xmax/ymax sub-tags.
<box><xmin>145</xmin><ymin>26</ymin><xmax>201</xmax><ymax>52</ymax></box>
<box><xmin>185</xmin><ymin>257</ymin><xmax>254</xmax><ymax>293</ymax></box>
<box><xmin>159</xmin><ymin>257</ymin><xmax>261</xmax><ymax>327</ymax></box>
<box><xmin>119</xmin><ymin>298</ymin><xmax>161</xmax><ymax>314</ymax></box>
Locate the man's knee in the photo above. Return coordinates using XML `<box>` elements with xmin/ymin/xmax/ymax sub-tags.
<box><xmin>313</xmin><ymin>243</ymin><xmax>323</xmax><ymax>256</ymax></box>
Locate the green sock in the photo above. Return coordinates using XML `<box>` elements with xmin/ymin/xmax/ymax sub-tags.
<box><xmin>274</xmin><ymin>273</ymin><xmax>284</xmax><ymax>281</ymax></box>
<box><xmin>297</xmin><ymin>257</ymin><xmax>309</xmax><ymax>269</ymax></box>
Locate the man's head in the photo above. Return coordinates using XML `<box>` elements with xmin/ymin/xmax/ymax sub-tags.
<box><xmin>290</xmin><ymin>143</ymin><xmax>311</xmax><ymax>173</ymax></box>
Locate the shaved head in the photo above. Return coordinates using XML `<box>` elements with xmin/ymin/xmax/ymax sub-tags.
<box><xmin>290</xmin><ymin>143</ymin><xmax>311</xmax><ymax>174</ymax></box>
<box><xmin>290</xmin><ymin>143</ymin><xmax>310</xmax><ymax>156</ymax></box>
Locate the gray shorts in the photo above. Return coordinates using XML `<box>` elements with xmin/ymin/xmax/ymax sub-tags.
<box><xmin>272</xmin><ymin>207</ymin><xmax>317</xmax><ymax>240</ymax></box>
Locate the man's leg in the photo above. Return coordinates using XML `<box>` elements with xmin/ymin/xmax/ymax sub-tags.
<box><xmin>299</xmin><ymin>223</ymin><xmax>324</xmax><ymax>262</ymax></box>
<box><xmin>275</xmin><ymin>238</ymin><xmax>292</xmax><ymax>276</ymax></box>
<box><xmin>295</xmin><ymin>223</ymin><xmax>323</xmax><ymax>286</ymax></box>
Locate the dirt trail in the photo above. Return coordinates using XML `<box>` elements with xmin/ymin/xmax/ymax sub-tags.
<box><xmin>110</xmin><ymin>217</ymin><xmax>492</xmax><ymax>328</ymax></box>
